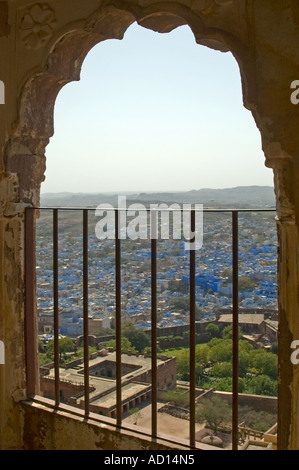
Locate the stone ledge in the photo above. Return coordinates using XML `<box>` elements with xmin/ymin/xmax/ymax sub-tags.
<box><xmin>21</xmin><ymin>398</ymin><xmax>216</xmax><ymax>450</ymax></box>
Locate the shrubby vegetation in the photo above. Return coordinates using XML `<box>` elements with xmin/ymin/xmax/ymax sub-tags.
<box><xmin>122</xmin><ymin>321</ymin><xmax>150</xmax><ymax>352</ymax></box>
<box><xmin>238</xmin><ymin>405</ymin><xmax>276</xmax><ymax>432</ymax></box>
<box><xmin>163</xmin><ymin>325</ymin><xmax>278</xmax><ymax>396</ymax></box>
<box><xmin>39</xmin><ymin>322</ymin><xmax>151</xmax><ymax>367</ymax></box>
<box><xmin>196</xmin><ymin>396</ymin><xmax>276</xmax><ymax>434</ymax></box>
<box><xmin>158</xmin><ymin>388</ymin><xmax>190</xmax><ymax>408</ymax></box>
<box><xmin>39</xmin><ymin>324</ymin><xmax>277</xmax><ymax>397</ymax></box>
<box><xmin>158</xmin><ymin>390</ymin><xmax>276</xmax><ymax>434</ymax></box>
<box><xmin>105</xmin><ymin>321</ymin><xmax>150</xmax><ymax>353</ymax></box>
<box><xmin>196</xmin><ymin>396</ymin><xmax>231</xmax><ymax>434</ymax></box>
<box><xmin>39</xmin><ymin>336</ymin><xmax>97</xmax><ymax>367</ymax></box>
<box><xmin>105</xmin><ymin>336</ymin><xmax>137</xmax><ymax>354</ymax></box>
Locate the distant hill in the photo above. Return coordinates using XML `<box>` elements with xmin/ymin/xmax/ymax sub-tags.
<box><xmin>40</xmin><ymin>186</ymin><xmax>276</xmax><ymax>209</ymax></box>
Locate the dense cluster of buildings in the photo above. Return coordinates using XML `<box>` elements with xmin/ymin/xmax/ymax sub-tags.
<box><xmin>36</xmin><ymin>211</ymin><xmax>277</xmax><ymax>338</ymax></box>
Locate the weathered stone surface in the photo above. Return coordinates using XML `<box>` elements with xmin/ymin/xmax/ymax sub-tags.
<box><xmin>0</xmin><ymin>0</ymin><xmax>299</xmax><ymax>450</ymax></box>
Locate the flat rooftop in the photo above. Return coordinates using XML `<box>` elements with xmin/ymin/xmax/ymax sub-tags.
<box><xmin>91</xmin><ymin>382</ymin><xmax>150</xmax><ymax>408</ymax></box>
<box><xmin>218</xmin><ymin>314</ymin><xmax>265</xmax><ymax>324</ymax></box>
<box><xmin>46</xmin><ymin>351</ymin><xmax>170</xmax><ymax>410</ymax></box>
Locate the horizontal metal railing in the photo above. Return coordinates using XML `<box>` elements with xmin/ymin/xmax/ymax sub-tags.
<box><xmin>24</xmin><ymin>206</ymin><xmax>277</xmax><ymax>450</ymax></box>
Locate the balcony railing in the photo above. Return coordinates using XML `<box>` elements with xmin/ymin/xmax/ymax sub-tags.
<box><xmin>25</xmin><ymin>206</ymin><xmax>277</xmax><ymax>450</ymax></box>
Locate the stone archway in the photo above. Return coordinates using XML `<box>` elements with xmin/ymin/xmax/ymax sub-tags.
<box><xmin>4</xmin><ymin>0</ymin><xmax>256</xmax><ymax>207</ymax></box>
<box><xmin>1</xmin><ymin>0</ymin><xmax>299</xmax><ymax>450</ymax></box>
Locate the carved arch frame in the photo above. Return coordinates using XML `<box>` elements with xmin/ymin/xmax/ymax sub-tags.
<box><xmin>5</xmin><ymin>0</ymin><xmax>256</xmax><ymax>207</ymax></box>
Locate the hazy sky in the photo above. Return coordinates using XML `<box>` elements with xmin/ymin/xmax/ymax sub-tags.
<box><xmin>42</xmin><ymin>23</ymin><xmax>274</xmax><ymax>194</ymax></box>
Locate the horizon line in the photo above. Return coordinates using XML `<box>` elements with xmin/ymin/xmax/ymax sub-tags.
<box><xmin>40</xmin><ymin>184</ymin><xmax>275</xmax><ymax>196</ymax></box>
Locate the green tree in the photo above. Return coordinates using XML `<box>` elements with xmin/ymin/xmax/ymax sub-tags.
<box><xmin>238</xmin><ymin>349</ymin><xmax>250</xmax><ymax>377</ymax></box>
<box><xmin>222</xmin><ymin>324</ymin><xmax>243</xmax><ymax>340</ymax></box>
<box><xmin>208</xmin><ymin>338</ymin><xmax>232</xmax><ymax>363</ymax></box>
<box><xmin>171</xmin><ymin>348</ymin><xmax>190</xmax><ymax>381</ymax></box>
<box><xmin>247</xmin><ymin>375</ymin><xmax>277</xmax><ymax>396</ymax></box>
<box><xmin>239</xmin><ymin>340</ymin><xmax>254</xmax><ymax>353</ymax></box>
<box><xmin>205</xmin><ymin>323</ymin><xmax>220</xmax><ymax>338</ymax></box>
<box><xmin>238</xmin><ymin>276</ymin><xmax>257</xmax><ymax>291</ymax></box>
<box><xmin>122</xmin><ymin>321</ymin><xmax>150</xmax><ymax>353</ymax></box>
<box><xmin>211</xmin><ymin>377</ymin><xmax>232</xmax><ymax>392</ymax></box>
<box><xmin>158</xmin><ymin>388</ymin><xmax>190</xmax><ymax>408</ymax></box>
<box><xmin>239</xmin><ymin>406</ymin><xmax>276</xmax><ymax>432</ymax></box>
<box><xmin>195</xmin><ymin>343</ymin><xmax>210</xmax><ymax>365</ymax></box>
<box><xmin>93</xmin><ymin>327</ymin><xmax>114</xmax><ymax>337</ymax></box>
<box><xmin>249</xmin><ymin>350</ymin><xmax>277</xmax><ymax>380</ymax></box>
<box><xmin>46</xmin><ymin>336</ymin><xmax>74</xmax><ymax>360</ymax></box>
<box><xmin>211</xmin><ymin>362</ymin><xmax>232</xmax><ymax>378</ymax></box>
<box><xmin>238</xmin><ymin>340</ymin><xmax>253</xmax><ymax>377</ymax></box>
<box><xmin>196</xmin><ymin>396</ymin><xmax>231</xmax><ymax>435</ymax></box>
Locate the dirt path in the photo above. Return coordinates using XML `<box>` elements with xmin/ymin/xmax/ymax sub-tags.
<box><xmin>122</xmin><ymin>402</ymin><xmax>204</xmax><ymax>442</ymax></box>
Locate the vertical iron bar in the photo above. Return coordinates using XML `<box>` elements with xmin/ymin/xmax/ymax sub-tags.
<box><xmin>83</xmin><ymin>209</ymin><xmax>89</xmax><ymax>417</ymax></box>
<box><xmin>25</xmin><ymin>207</ymin><xmax>38</xmax><ymax>396</ymax></box>
<box><xmin>232</xmin><ymin>211</ymin><xmax>239</xmax><ymax>450</ymax></box>
<box><xmin>151</xmin><ymin>209</ymin><xmax>157</xmax><ymax>439</ymax></box>
<box><xmin>53</xmin><ymin>209</ymin><xmax>60</xmax><ymax>407</ymax></box>
<box><xmin>189</xmin><ymin>209</ymin><xmax>196</xmax><ymax>448</ymax></box>
<box><xmin>115</xmin><ymin>209</ymin><xmax>122</xmax><ymax>427</ymax></box>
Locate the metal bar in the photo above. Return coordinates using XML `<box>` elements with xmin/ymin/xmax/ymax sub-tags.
<box><xmin>53</xmin><ymin>209</ymin><xmax>60</xmax><ymax>407</ymax></box>
<box><xmin>151</xmin><ymin>209</ymin><xmax>158</xmax><ymax>439</ymax></box>
<box><xmin>232</xmin><ymin>211</ymin><xmax>239</xmax><ymax>450</ymax></box>
<box><xmin>83</xmin><ymin>209</ymin><xmax>90</xmax><ymax>417</ymax></box>
<box><xmin>34</xmin><ymin>207</ymin><xmax>276</xmax><ymax>214</ymax></box>
<box><xmin>115</xmin><ymin>209</ymin><xmax>122</xmax><ymax>427</ymax></box>
<box><xmin>25</xmin><ymin>207</ymin><xmax>38</xmax><ymax>396</ymax></box>
<box><xmin>26</xmin><ymin>205</ymin><xmax>275</xmax><ymax>447</ymax></box>
<box><xmin>189</xmin><ymin>209</ymin><xmax>196</xmax><ymax>448</ymax></box>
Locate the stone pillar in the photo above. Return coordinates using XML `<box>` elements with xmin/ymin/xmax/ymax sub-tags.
<box><xmin>267</xmin><ymin>156</ymin><xmax>299</xmax><ymax>450</ymax></box>
<box><xmin>0</xmin><ymin>203</ymin><xmax>26</xmax><ymax>450</ymax></box>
